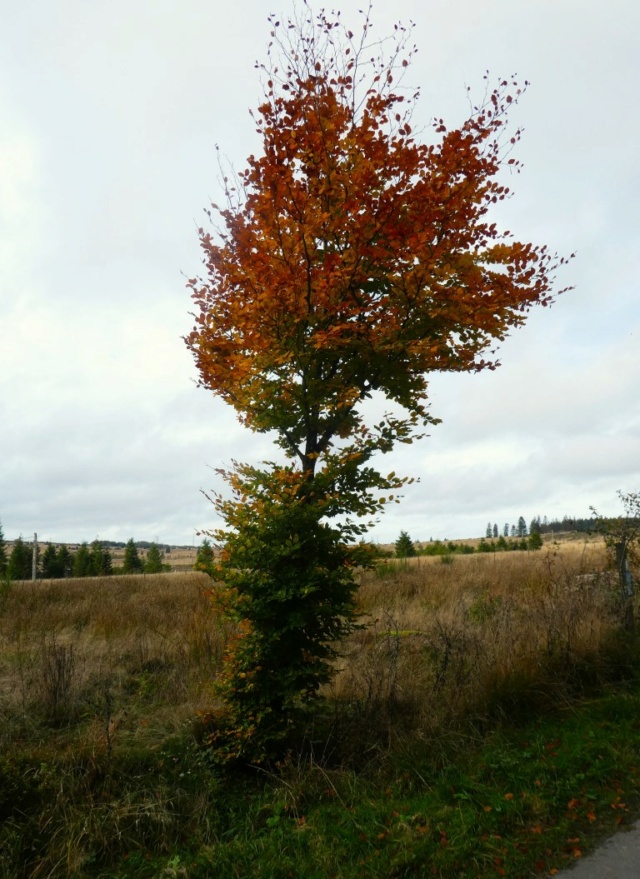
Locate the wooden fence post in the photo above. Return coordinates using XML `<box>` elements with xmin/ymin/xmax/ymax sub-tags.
<box><xmin>615</xmin><ymin>540</ymin><xmax>635</xmax><ymax>634</ymax></box>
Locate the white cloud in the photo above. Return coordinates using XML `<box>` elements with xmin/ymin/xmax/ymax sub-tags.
<box><xmin>1</xmin><ymin>0</ymin><xmax>639</xmax><ymax>544</ymax></box>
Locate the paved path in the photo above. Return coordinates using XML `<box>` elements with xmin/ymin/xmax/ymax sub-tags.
<box><xmin>554</xmin><ymin>820</ymin><xmax>640</xmax><ymax>877</ymax></box>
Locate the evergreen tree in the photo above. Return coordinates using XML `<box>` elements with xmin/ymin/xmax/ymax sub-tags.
<box><xmin>101</xmin><ymin>547</ymin><xmax>113</xmax><ymax>576</ymax></box>
<box><xmin>73</xmin><ymin>542</ymin><xmax>92</xmax><ymax>577</ymax></box>
<box><xmin>529</xmin><ymin>516</ymin><xmax>541</xmax><ymax>535</ymax></box>
<box><xmin>57</xmin><ymin>545</ymin><xmax>74</xmax><ymax>578</ymax></box>
<box><xmin>492</xmin><ymin>523</ymin><xmax>498</xmax><ymax>538</ymax></box>
<box><xmin>194</xmin><ymin>538</ymin><xmax>216</xmax><ymax>576</ymax></box>
<box><xmin>41</xmin><ymin>544</ymin><xmax>61</xmax><ymax>579</ymax></box>
<box><xmin>8</xmin><ymin>537</ymin><xmax>32</xmax><ymax>580</ymax></box>
<box><xmin>89</xmin><ymin>540</ymin><xmax>113</xmax><ymax>576</ymax></box>
<box><xmin>122</xmin><ymin>538</ymin><xmax>144</xmax><ymax>574</ymax></box>
<box><xmin>510</xmin><ymin>525</ymin><xmax>517</xmax><ymax>537</ymax></box>
<box><xmin>144</xmin><ymin>542</ymin><xmax>167</xmax><ymax>574</ymax></box>
<box><xmin>503</xmin><ymin>523</ymin><xmax>509</xmax><ymax>537</ymax></box>
<box><xmin>517</xmin><ymin>516</ymin><xmax>528</xmax><ymax>537</ymax></box>
<box><xmin>0</xmin><ymin>520</ymin><xmax>7</xmax><ymax>576</ymax></box>
<box><xmin>395</xmin><ymin>531</ymin><xmax>416</xmax><ymax>559</ymax></box>
<box><xmin>528</xmin><ymin>531</ymin><xmax>543</xmax><ymax>550</ymax></box>
<box><xmin>486</xmin><ymin>522</ymin><xmax>492</xmax><ymax>538</ymax></box>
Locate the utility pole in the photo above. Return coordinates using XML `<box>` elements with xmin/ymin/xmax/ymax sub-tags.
<box><xmin>32</xmin><ymin>532</ymin><xmax>38</xmax><ymax>581</ymax></box>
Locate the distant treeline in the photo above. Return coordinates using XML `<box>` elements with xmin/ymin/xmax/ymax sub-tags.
<box><xmin>484</xmin><ymin>516</ymin><xmax>603</xmax><ymax>540</ymax></box>
<box><xmin>0</xmin><ymin>534</ymin><xmax>170</xmax><ymax>580</ymax></box>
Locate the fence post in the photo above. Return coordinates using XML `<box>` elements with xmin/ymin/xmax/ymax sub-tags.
<box><xmin>615</xmin><ymin>540</ymin><xmax>635</xmax><ymax>634</ymax></box>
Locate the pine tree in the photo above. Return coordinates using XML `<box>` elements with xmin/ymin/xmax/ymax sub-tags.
<box><xmin>122</xmin><ymin>538</ymin><xmax>144</xmax><ymax>574</ymax></box>
<box><xmin>510</xmin><ymin>525</ymin><xmax>517</xmax><ymax>538</ymax></box>
<box><xmin>41</xmin><ymin>544</ymin><xmax>61</xmax><ymax>579</ymax></box>
<box><xmin>503</xmin><ymin>523</ymin><xmax>509</xmax><ymax>537</ymax></box>
<box><xmin>0</xmin><ymin>520</ymin><xmax>7</xmax><ymax>576</ymax></box>
<box><xmin>144</xmin><ymin>542</ymin><xmax>166</xmax><ymax>574</ymax></box>
<box><xmin>528</xmin><ymin>531</ymin><xmax>543</xmax><ymax>550</ymax></box>
<box><xmin>486</xmin><ymin>522</ymin><xmax>492</xmax><ymax>538</ymax></box>
<box><xmin>492</xmin><ymin>523</ymin><xmax>498</xmax><ymax>538</ymax></box>
<box><xmin>57</xmin><ymin>545</ymin><xmax>74</xmax><ymax>578</ymax></box>
<box><xmin>194</xmin><ymin>538</ymin><xmax>216</xmax><ymax>576</ymax></box>
<box><xmin>89</xmin><ymin>540</ymin><xmax>113</xmax><ymax>576</ymax></box>
<box><xmin>395</xmin><ymin>531</ymin><xmax>416</xmax><ymax>559</ymax></box>
<box><xmin>517</xmin><ymin>516</ymin><xmax>528</xmax><ymax>537</ymax></box>
<box><xmin>8</xmin><ymin>537</ymin><xmax>32</xmax><ymax>580</ymax></box>
<box><xmin>73</xmin><ymin>542</ymin><xmax>92</xmax><ymax>577</ymax></box>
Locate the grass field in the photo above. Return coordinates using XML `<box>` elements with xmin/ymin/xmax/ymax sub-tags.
<box><xmin>2</xmin><ymin>538</ymin><xmax>640</xmax><ymax>878</ymax></box>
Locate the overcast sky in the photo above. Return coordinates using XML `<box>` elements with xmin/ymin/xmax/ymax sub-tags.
<box><xmin>1</xmin><ymin>0</ymin><xmax>638</xmax><ymax>546</ymax></box>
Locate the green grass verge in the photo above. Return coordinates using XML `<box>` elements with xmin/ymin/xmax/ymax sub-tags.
<box><xmin>3</xmin><ymin>679</ymin><xmax>640</xmax><ymax>878</ymax></box>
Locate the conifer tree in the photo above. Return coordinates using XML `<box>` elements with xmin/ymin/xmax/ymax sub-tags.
<box><xmin>0</xmin><ymin>520</ymin><xmax>7</xmax><ymax>576</ymax></box>
<box><xmin>194</xmin><ymin>538</ymin><xmax>215</xmax><ymax>576</ymax></box>
<box><xmin>144</xmin><ymin>542</ymin><xmax>166</xmax><ymax>574</ymax></box>
<box><xmin>57</xmin><ymin>545</ymin><xmax>74</xmax><ymax>578</ymax></box>
<box><xmin>8</xmin><ymin>537</ymin><xmax>32</xmax><ymax>580</ymax></box>
<box><xmin>122</xmin><ymin>538</ymin><xmax>144</xmax><ymax>574</ymax></box>
<box><xmin>73</xmin><ymin>542</ymin><xmax>92</xmax><ymax>577</ymax></box>
<box><xmin>41</xmin><ymin>544</ymin><xmax>61</xmax><ymax>579</ymax></box>
<box><xmin>395</xmin><ymin>531</ymin><xmax>416</xmax><ymax>559</ymax></box>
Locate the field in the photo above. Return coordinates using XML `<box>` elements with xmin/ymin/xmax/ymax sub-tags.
<box><xmin>2</xmin><ymin>538</ymin><xmax>640</xmax><ymax>878</ymax></box>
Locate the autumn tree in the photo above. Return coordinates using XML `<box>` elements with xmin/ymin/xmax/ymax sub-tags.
<box><xmin>185</xmin><ymin>4</ymin><xmax>569</xmax><ymax>764</ymax></box>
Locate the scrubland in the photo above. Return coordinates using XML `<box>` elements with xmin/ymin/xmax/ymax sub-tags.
<box><xmin>2</xmin><ymin>539</ymin><xmax>640</xmax><ymax>878</ymax></box>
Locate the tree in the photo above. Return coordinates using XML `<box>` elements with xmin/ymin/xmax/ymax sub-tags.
<box><xmin>395</xmin><ymin>530</ymin><xmax>416</xmax><ymax>559</ymax></box>
<box><xmin>122</xmin><ymin>538</ymin><xmax>144</xmax><ymax>574</ymax></box>
<box><xmin>57</xmin><ymin>545</ymin><xmax>74</xmax><ymax>578</ymax></box>
<box><xmin>90</xmin><ymin>540</ymin><xmax>113</xmax><ymax>576</ymax></box>
<box><xmin>185</xmin><ymin>5</ymin><xmax>569</xmax><ymax>764</ymax></box>
<box><xmin>144</xmin><ymin>542</ymin><xmax>168</xmax><ymax>574</ymax></box>
<box><xmin>503</xmin><ymin>523</ymin><xmax>509</xmax><ymax>538</ymax></box>
<box><xmin>492</xmin><ymin>523</ymin><xmax>498</xmax><ymax>538</ymax></box>
<box><xmin>528</xmin><ymin>530</ymin><xmax>543</xmax><ymax>550</ymax></box>
<box><xmin>41</xmin><ymin>544</ymin><xmax>61</xmax><ymax>579</ymax></box>
<box><xmin>7</xmin><ymin>537</ymin><xmax>32</xmax><ymax>581</ymax></box>
<box><xmin>517</xmin><ymin>516</ymin><xmax>528</xmax><ymax>538</ymax></box>
<box><xmin>194</xmin><ymin>538</ymin><xmax>216</xmax><ymax>576</ymax></box>
<box><xmin>73</xmin><ymin>542</ymin><xmax>92</xmax><ymax>578</ymax></box>
<box><xmin>0</xmin><ymin>520</ymin><xmax>7</xmax><ymax>576</ymax></box>
<box><xmin>486</xmin><ymin>522</ymin><xmax>492</xmax><ymax>538</ymax></box>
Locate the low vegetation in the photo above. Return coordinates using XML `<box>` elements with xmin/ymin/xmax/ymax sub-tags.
<box><xmin>1</xmin><ymin>539</ymin><xmax>640</xmax><ymax>877</ymax></box>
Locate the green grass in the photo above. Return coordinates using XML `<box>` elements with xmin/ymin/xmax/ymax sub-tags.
<box><xmin>3</xmin><ymin>679</ymin><xmax>640</xmax><ymax>878</ymax></box>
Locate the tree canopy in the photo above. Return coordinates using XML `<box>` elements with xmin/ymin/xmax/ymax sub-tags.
<box><xmin>186</xmin><ymin>5</ymin><xmax>569</xmax><ymax>487</ymax></box>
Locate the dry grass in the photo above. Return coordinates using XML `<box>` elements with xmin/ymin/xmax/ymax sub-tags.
<box><xmin>314</xmin><ymin>539</ymin><xmax>632</xmax><ymax>763</ymax></box>
<box><xmin>0</xmin><ymin>539</ymin><xmax>632</xmax><ymax>764</ymax></box>
<box><xmin>0</xmin><ymin>572</ymin><xmax>230</xmax><ymax>751</ymax></box>
<box><xmin>1</xmin><ymin>539</ymin><xmax>637</xmax><ymax>879</ymax></box>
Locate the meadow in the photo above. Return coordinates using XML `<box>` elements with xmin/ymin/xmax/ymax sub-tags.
<box><xmin>2</xmin><ymin>537</ymin><xmax>640</xmax><ymax>878</ymax></box>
